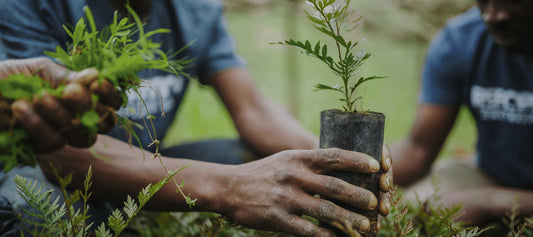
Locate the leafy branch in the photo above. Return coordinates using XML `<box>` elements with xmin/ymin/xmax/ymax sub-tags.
<box><xmin>274</xmin><ymin>0</ymin><xmax>385</xmax><ymax>112</ymax></box>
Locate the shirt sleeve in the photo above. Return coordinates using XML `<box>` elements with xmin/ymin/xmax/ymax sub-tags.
<box><xmin>196</xmin><ymin>7</ymin><xmax>245</xmax><ymax>82</ymax></box>
<box><xmin>0</xmin><ymin>1</ymin><xmax>70</xmax><ymax>61</ymax></box>
<box><xmin>419</xmin><ymin>26</ymin><xmax>466</xmax><ymax>106</ymax></box>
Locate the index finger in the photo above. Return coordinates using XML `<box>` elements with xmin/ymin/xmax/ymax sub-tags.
<box><xmin>31</xmin><ymin>59</ymin><xmax>98</xmax><ymax>87</ymax></box>
<box><xmin>303</xmin><ymin>148</ymin><xmax>380</xmax><ymax>174</ymax></box>
<box><xmin>64</xmin><ymin>68</ymin><xmax>99</xmax><ymax>86</ymax></box>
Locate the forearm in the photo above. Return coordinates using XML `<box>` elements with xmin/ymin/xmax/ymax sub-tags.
<box><xmin>482</xmin><ymin>187</ymin><xmax>533</xmax><ymax>218</ymax></box>
<box><xmin>37</xmin><ymin>135</ymin><xmax>230</xmax><ymax>212</ymax></box>
<box><xmin>440</xmin><ymin>186</ymin><xmax>533</xmax><ymax>225</ymax></box>
<box><xmin>390</xmin><ymin>139</ymin><xmax>436</xmax><ymax>186</ymax></box>
<box><xmin>391</xmin><ymin>104</ymin><xmax>459</xmax><ymax>186</ymax></box>
<box><xmin>211</xmin><ymin>68</ymin><xmax>317</xmax><ymax>156</ymax></box>
<box><xmin>234</xmin><ymin>98</ymin><xmax>318</xmax><ymax>155</ymax></box>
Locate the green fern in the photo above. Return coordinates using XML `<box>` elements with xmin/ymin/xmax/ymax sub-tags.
<box><xmin>14</xmin><ymin>175</ymin><xmax>66</xmax><ymax>236</ymax></box>
<box><xmin>15</xmin><ymin>164</ymin><xmax>183</xmax><ymax>236</ymax></box>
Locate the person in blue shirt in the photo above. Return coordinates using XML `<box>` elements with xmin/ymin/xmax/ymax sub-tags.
<box><xmin>392</xmin><ymin>0</ymin><xmax>533</xmax><ymax>227</ymax></box>
<box><xmin>0</xmin><ymin>0</ymin><xmax>392</xmax><ymax>236</ymax></box>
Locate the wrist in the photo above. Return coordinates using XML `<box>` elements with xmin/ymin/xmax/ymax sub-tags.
<box><xmin>176</xmin><ymin>162</ymin><xmax>236</xmax><ymax>214</ymax></box>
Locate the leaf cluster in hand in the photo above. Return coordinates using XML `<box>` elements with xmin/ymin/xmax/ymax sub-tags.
<box><xmin>0</xmin><ymin>5</ymin><xmax>192</xmax><ymax>172</ymax></box>
<box><xmin>45</xmin><ymin>6</ymin><xmax>192</xmax><ymax>106</ymax></box>
<box><xmin>274</xmin><ymin>0</ymin><xmax>385</xmax><ymax>112</ymax></box>
<box><xmin>0</xmin><ymin>75</ymin><xmax>61</xmax><ymax>172</ymax></box>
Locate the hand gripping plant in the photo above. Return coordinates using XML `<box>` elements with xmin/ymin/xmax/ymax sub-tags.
<box><xmin>0</xmin><ymin>5</ymin><xmax>196</xmax><ymax>207</ymax></box>
<box><xmin>276</xmin><ymin>0</ymin><xmax>385</xmax><ymax>236</ymax></box>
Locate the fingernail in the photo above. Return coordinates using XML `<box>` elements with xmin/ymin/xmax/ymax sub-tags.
<box><xmin>12</xmin><ymin>100</ymin><xmax>31</xmax><ymax>113</ymax></box>
<box><xmin>379</xmin><ymin>200</ymin><xmax>391</xmax><ymax>215</ymax></box>
<box><xmin>368</xmin><ymin>194</ymin><xmax>378</xmax><ymax>210</ymax></box>
<box><xmin>380</xmin><ymin>176</ymin><xmax>390</xmax><ymax>191</ymax></box>
<box><xmin>369</xmin><ymin>159</ymin><xmax>380</xmax><ymax>172</ymax></box>
<box><xmin>384</xmin><ymin>156</ymin><xmax>392</xmax><ymax>170</ymax></box>
<box><xmin>360</xmin><ymin>218</ymin><xmax>370</xmax><ymax>232</ymax></box>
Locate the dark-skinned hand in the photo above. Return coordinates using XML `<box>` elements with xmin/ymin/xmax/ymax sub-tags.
<box><xmin>0</xmin><ymin>57</ymin><xmax>122</xmax><ymax>153</ymax></box>
<box><xmin>219</xmin><ymin>147</ymin><xmax>392</xmax><ymax>237</ymax></box>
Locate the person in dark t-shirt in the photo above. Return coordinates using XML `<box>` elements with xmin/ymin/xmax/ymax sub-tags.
<box><xmin>392</xmin><ymin>0</ymin><xmax>533</xmax><ymax>226</ymax></box>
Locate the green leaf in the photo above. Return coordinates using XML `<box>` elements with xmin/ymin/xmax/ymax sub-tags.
<box><xmin>107</xmin><ymin>209</ymin><xmax>126</xmax><ymax>233</ymax></box>
<box><xmin>95</xmin><ymin>223</ymin><xmax>112</xmax><ymax>237</ymax></box>
<box><xmin>314</xmin><ymin>83</ymin><xmax>342</xmax><ymax>92</ymax></box>
<box><xmin>306</xmin><ymin>15</ymin><xmax>326</xmax><ymax>27</ymax></box>
<box><xmin>123</xmin><ymin>196</ymin><xmax>138</xmax><ymax>218</ymax></box>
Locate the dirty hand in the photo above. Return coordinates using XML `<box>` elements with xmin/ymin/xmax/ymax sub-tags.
<box><xmin>0</xmin><ymin>57</ymin><xmax>121</xmax><ymax>152</ymax></box>
<box><xmin>220</xmin><ymin>148</ymin><xmax>385</xmax><ymax>237</ymax></box>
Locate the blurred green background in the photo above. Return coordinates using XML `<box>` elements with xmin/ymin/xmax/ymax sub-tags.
<box><xmin>164</xmin><ymin>0</ymin><xmax>477</xmax><ymax>160</ymax></box>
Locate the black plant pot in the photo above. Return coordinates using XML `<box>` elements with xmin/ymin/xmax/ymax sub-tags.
<box><xmin>319</xmin><ymin>110</ymin><xmax>385</xmax><ymax>236</ymax></box>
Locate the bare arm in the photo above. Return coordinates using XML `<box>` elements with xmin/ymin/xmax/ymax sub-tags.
<box><xmin>38</xmin><ymin>136</ymin><xmax>384</xmax><ymax>236</ymax></box>
<box><xmin>391</xmin><ymin>104</ymin><xmax>460</xmax><ymax>186</ymax></box>
<box><xmin>209</xmin><ymin>68</ymin><xmax>318</xmax><ymax>155</ymax></box>
<box><xmin>437</xmin><ymin>187</ymin><xmax>533</xmax><ymax>226</ymax></box>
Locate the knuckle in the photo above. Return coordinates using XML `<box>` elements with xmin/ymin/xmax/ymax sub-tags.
<box><xmin>316</xmin><ymin>200</ymin><xmax>335</xmax><ymax>218</ymax></box>
<box><xmin>322</xmin><ymin>147</ymin><xmax>342</xmax><ymax>159</ymax></box>
<box><xmin>325</xmin><ymin>178</ymin><xmax>345</xmax><ymax>196</ymax></box>
<box><xmin>273</xmin><ymin>169</ymin><xmax>294</xmax><ymax>184</ymax></box>
<box><xmin>299</xmin><ymin>222</ymin><xmax>318</xmax><ymax>237</ymax></box>
<box><xmin>313</xmin><ymin>148</ymin><xmax>343</xmax><ymax>168</ymax></box>
<box><xmin>35</xmin><ymin>57</ymin><xmax>54</xmax><ymax>67</ymax></box>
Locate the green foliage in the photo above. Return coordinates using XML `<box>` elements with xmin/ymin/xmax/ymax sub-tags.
<box><xmin>274</xmin><ymin>0</ymin><xmax>384</xmax><ymax>112</ymax></box>
<box><xmin>44</xmin><ymin>6</ymin><xmax>192</xmax><ymax>102</ymax></box>
<box><xmin>0</xmin><ymin>74</ymin><xmax>61</xmax><ymax>100</ymax></box>
<box><xmin>0</xmin><ymin>75</ymin><xmax>61</xmax><ymax>172</ymax></box>
<box><xmin>14</xmin><ymin>165</ymin><xmax>182</xmax><ymax>237</ymax></box>
<box><xmin>129</xmin><ymin>211</ymin><xmax>294</xmax><ymax>237</ymax></box>
<box><xmin>0</xmin><ymin>128</ymin><xmax>35</xmax><ymax>173</ymax></box>
<box><xmin>378</xmin><ymin>178</ymin><xmax>492</xmax><ymax>237</ymax></box>
<box><xmin>501</xmin><ymin>198</ymin><xmax>533</xmax><ymax>237</ymax></box>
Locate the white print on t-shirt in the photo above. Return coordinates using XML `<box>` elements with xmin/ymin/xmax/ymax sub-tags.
<box><xmin>116</xmin><ymin>74</ymin><xmax>185</xmax><ymax>120</ymax></box>
<box><xmin>471</xmin><ymin>85</ymin><xmax>533</xmax><ymax>125</ymax></box>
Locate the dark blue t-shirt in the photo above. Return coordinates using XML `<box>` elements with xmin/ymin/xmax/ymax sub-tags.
<box><xmin>0</xmin><ymin>0</ymin><xmax>245</xmax><ymax>151</ymax></box>
<box><xmin>420</xmin><ymin>8</ymin><xmax>533</xmax><ymax>188</ymax></box>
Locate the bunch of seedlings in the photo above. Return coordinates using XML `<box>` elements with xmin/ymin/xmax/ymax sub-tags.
<box><xmin>0</xmin><ymin>5</ymin><xmax>195</xmax><ymax>206</ymax></box>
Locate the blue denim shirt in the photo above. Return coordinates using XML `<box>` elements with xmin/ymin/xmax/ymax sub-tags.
<box><xmin>0</xmin><ymin>0</ymin><xmax>245</xmax><ymax>150</ymax></box>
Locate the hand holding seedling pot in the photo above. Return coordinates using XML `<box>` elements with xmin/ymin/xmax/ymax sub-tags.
<box><xmin>275</xmin><ymin>0</ymin><xmax>387</xmax><ymax>235</ymax></box>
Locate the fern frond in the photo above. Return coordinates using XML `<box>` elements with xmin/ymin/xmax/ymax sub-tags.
<box><xmin>14</xmin><ymin>175</ymin><xmax>66</xmax><ymax>235</ymax></box>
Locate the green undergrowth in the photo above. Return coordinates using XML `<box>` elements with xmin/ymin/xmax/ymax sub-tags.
<box><xmin>16</xmin><ymin>168</ymin><xmax>532</xmax><ymax>236</ymax></box>
<box><xmin>127</xmin><ymin>179</ymin><xmax>533</xmax><ymax>237</ymax></box>
<box><xmin>14</xmin><ymin>165</ymin><xmax>182</xmax><ymax>237</ymax></box>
